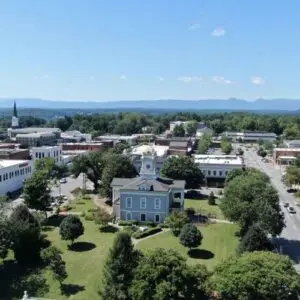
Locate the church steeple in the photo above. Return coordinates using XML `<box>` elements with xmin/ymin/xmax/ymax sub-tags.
<box><xmin>11</xmin><ymin>101</ymin><xmax>19</xmax><ymax>128</ymax></box>
<box><xmin>13</xmin><ymin>101</ymin><xmax>18</xmax><ymax>117</ymax></box>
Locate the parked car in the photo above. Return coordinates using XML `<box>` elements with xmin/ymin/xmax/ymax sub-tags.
<box><xmin>284</xmin><ymin>202</ymin><xmax>289</xmax><ymax>208</ymax></box>
<box><xmin>286</xmin><ymin>188</ymin><xmax>297</xmax><ymax>193</ymax></box>
<box><xmin>59</xmin><ymin>178</ymin><xmax>67</xmax><ymax>184</ymax></box>
<box><xmin>288</xmin><ymin>207</ymin><xmax>296</xmax><ymax>214</ymax></box>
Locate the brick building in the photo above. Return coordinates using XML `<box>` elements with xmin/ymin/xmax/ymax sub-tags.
<box><xmin>0</xmin><ymin>149</ymin><xmax>30</xmax><ymax>160</ymax></box>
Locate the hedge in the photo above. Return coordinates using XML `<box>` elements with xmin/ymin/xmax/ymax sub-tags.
<box><xmin>99</xmin><ymin>224</ymin><xmax>119</xmax><ymax>233</ymax></box>
<box><xmin>132</xmin><ymin>227</ymin><xmax>162</xmax><ymax>239</ymax></box>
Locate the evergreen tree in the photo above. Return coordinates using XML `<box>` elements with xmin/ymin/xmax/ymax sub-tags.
<box><xmin>101</xmin><ymin>232</ymin><xmax>141</xmax><ymax>300</ymax></box>
<box><xmin>208</xmin><ymin>191</ymin><xmax>216</xmax><ymax>205</ymax></box>
<box><xmin>9</xmin><ymin>204</ymin><xmax>42</xmax><ymax>264</ymax></box>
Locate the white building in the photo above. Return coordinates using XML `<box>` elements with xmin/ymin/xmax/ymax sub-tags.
<box><xmin>62</xmin><ymin>150</ymin><xmax>88</xmax><ymax>165</ymax></box>
<box><xmin>196</xmin><ymin>127</ymin><xmax>213</xmax><ymax>137</ymax></box>
<box><xmin>59</xmin><ymin>130</ymin><xmax>92</xmax><ymax>143</ymax></box>
<box><xmin>285</xmin><ymin>140</ymin><xmax>300</xmax><ymax>148</ymax></box>
<box><xmin>194</xmin><ymin>154</ymin><xmax>244</xmax><ymax>180</ymax></box>
<box><xmin>31</xmin><ymin>145</ymin><xmax>63</xmax><ymax>165</ymax></box>
<box><xmin>126</xmin><ymin>144</ymin><xmax>169</xmax><ymax>174</ymax></box>
<box><xmin>0</xmin><ymin>160</ymin><xmax>33</xmax><ymax>196</ymax></box>
<box><xmin>224</xmin><ymin>131</ymin><xmax>277</xmax><ymax>142</ymax></box>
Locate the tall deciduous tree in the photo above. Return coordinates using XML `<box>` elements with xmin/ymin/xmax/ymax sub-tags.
<box><xmin>173</xmin><ymin>124</ymin><xmax>185</xmax><ymax>137</ymax></box>
<box><xmin>9</xmin><ymin>204</ymin><xmax>42</xmax><ymax>264</ymax></box>
<box><xmin>100</xmin><ymin>153</ymin><xmax>138</xmax><ymax>198</ymax></box>
<box><xmin>101</xmin><ymin>232</ymin><xmax>141</xmax><ymax>300</ymax></box>
<box><xmin>166</xmin><ymin>211</ymin><xmax>190</xmax><ymax>236</ymax></box>
<box><xmin>220</xmin><ymin>170</ymin><xmax>284</xmax><ymax>236</ymax></box>
<box><xmin>161</xmin><ymin>156</ymin><xmax>203</xmax><ymax>189</ymax></box>
<box><xmin>210</xmin><ymin>251</ymin><xmax>300</xmax><ymax>300</ymax></box>
<box><xmin>221</xmin><ymin>140</ymin><xmax>232</xmax><ymax>154</ymax></box>
<box><xmin>71</xmin><ymin>151</ymin><xmax>105</xmax><ymax>191</ymax></box>
<box><xmin>59</xmin><ymin>215</ymin><xmax>84</xmax><ymax>245</ymax></box>
<box><xmin>130</xmin><ymin>248</ymin><xmax>209</xmax><ymax>300</ymax></box>
<box><xmin>197</xmin><ymin>134</ymin><xmax>212</xmax><ymax>154</ymax></box>
<box><xmin>185</xmin><ymin>120</ymin><xmax>198</xmax><ymax>137</ymax></box>
<box><xmin>23</xmin><ymin>170</ymin><xmax>51</xmax><ymax>217</ymax></box>
<box><xmin>238</xmin><ymin>223</ymin><xmax>273</xmax><ymax>254</ymax></box>
<box><xmin>179</xmin><ymin>223</ymin><xmax>202</xmax><ymax>252</ymax></box>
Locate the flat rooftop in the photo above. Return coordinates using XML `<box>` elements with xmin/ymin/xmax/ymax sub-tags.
<box><xmin>274</xmin><ymin>148</ymin><xmax>300</xmax><ymax>152</ymax></box>
<box><xmin>194</xmin><ymin>154</ymin><xmax>244</xmax><ymax>165</ymax></box>
<box><xmin>97</xmin><ymin>135</ymin><xmax>137</xmax><ymax>140</ymax></box>
<box><xmin>0</xmin><ymin>159</ymin><xmax>30</xmax><ymax>169</ymax></box>
<box><xmin>9</xmin><ymin>127</ymin><xmax>61</xmax><ymax>133</ymax></box>
<box><xmin>61</xmin><ymin>142</ymin><xmax>103</xmax><ymax>146</ymax></box>
<box><xmin>31</xmin><ymin>145</ymin><xmax>61</xmax><ymax>150</ymax></box>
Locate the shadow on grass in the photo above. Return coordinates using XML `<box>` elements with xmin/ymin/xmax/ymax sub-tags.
<box><xmin>43</xmin><ymin>215</ymin><xmax>66</xmax><ymax>227</ymax></box>
<box><xmin>68</xmin><ymin>241</ymin><xmax>96</xmax><ymax>252</ymax></box>
<box><xmin>61</xmin><ymin>283</ymin><xmax>85</xmax><ymax>296</ymax></box>
<box><xmin>75</xmin><ymin>201</ymin><xmax>86</xmax><ymax>205</ymax></box>
<box><xmin>188</xmin><ymin>249</ymin><xmax>215</xmax><ymax>260</ymax></box>
<box><xmin>41</xmin><ymin>226</ymin><xmax>54</xmax><ymax>232</ymax></box>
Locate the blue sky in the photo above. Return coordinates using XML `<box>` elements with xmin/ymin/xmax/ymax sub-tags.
<box><xmin>0</xmin><ymin>0</ymin><xmax>299</xmax><ymax>101</ymax></box>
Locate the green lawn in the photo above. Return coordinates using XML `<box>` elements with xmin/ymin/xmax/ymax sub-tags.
<box><xmin>185</xmin><ymin>198</ymin><xmax>225</xmax><ymax>220</ymax></box>
<box><xmin>137</xmin><ymin>223</ymin><xmax>239</xmax><ymax>271</ymax></box>
<box><xmin>43</xmin><ymin>197</ymin><xmax>115</xmax><ymax>300</ymax></box>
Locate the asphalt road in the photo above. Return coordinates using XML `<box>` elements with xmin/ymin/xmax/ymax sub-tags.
<box><xmin>242</xmin><ymin>147</ymin><xmax>300</xmax><ymax>268</ymax></box>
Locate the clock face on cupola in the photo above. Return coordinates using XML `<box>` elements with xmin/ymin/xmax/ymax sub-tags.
<box><xmin>140</xmin><ymin>151</ymin><xmax>158</xmax><ymax>179</ymax></box>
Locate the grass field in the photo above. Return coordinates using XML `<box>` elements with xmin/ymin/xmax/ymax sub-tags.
<box><xmin>137</xmin><ymin>223</ymin><xmax>239</xmax><ymax>270</ymax></box>
<box><xmin>185</xmin><ymin>198</ymin><xmax>225</xmax><ymax>220</ymax></box>
<box><xmin>42</xmin><ymin>196</ymin><xmax>115</xmax><ymax>300</ymax></box>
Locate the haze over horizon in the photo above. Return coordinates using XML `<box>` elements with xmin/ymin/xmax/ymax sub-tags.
<box><xmin>0</xmin><ymin>1</ymin><xmax>299</xmax><ymax>101</ymax></box>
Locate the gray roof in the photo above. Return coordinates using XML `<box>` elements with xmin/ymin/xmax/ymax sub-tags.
<box><xmin>111</xmin><ymin>176</ymin><xmax>185</xmax><ymax>191</ymax></box>
<box><xmin>170</xmin><ymin>141</ymin><xmax>188</xmax><ymax>148</ymax></box>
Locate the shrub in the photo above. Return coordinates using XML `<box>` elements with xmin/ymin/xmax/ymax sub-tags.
<box><xmin>84</xmin><ymin>212</ymin><xmax>94</xmax><ymax>221</ymax></box>
<box><xmin>99</xmin><ymin>224</ymin><xmax>119</xmax><ymax>233</ymax></box>
<box><xmin>118</xmin><ymin>220</ymin><xmax>138</xmax><ymax>226</ymax></box>
<box><xmin>295</xmin><ymin>190</ymin><xmax>300</xmax><ymax>198</ymax></box>
<box><xmin>144</xmin><ymin>221</ymin><xmax>156</xmax><ymax>227</ymax></box>
<box><xmin>132</xmin><ymin>227</ymin><xmax>162</xmax><ymax>239</ymax></box>
<box><xmin>208</xmin><ymin>192</ymin><xmax>216</xmax><ymax>205</ymax></box>
<box><xmin>122</xmin><ymin>226</ymin><xmax>136</xmax><ymax>236</ymax></box>
<box><xmin>93</xmin><ymin>207</ymin><xmax>113</xmax><ymax>225</ymax></box>
<box><xmin>158</xmin><ymin>223</ymin><xmax>169</xmax><ymax>229</ymax></box>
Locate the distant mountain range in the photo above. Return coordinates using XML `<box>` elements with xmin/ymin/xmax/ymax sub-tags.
<box><xmin>0</xmin><ymin>98</ymin><xmax>299</xmax><ymax>111</ymax></box>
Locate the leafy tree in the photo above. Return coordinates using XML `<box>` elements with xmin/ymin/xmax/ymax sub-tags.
<box><xmin>173</xmin><ymin>124</ymin><xmax>185</xmax><ymax>137</ymax></box>
<box><xmin>225</xmin><ymin>168</ymin><xmax>244</xmax><ymax>184</ymax></box>
<box><xmin>221</xmin><ymin>171</ymin><xmax>284</xmax><ymax>236</ymax></box>
<box><xmin>23</xmin><ymin>170</ymin><xmax>51</xmax><ymax>217</ymax></box>
<box><xmin>210</xmin><ymin>251</ymin><xmax>300</xmax><ymax>300</ymax></box>
<box><xmin>55</xmin><ymin>116</ymin><xmax>73</xmax><ymax>131</ymax></box>
<box><xmin>161</xmin><ymin>156</ymin><xmax>203</xmax><ymax>189</ymax></box>
<box><xmin>113</xmin><ymin>142</ymin><xmax>130</xmax><ymax>154</ymax></box>
<box><xmin>295</xmin><ymin>156</ymin><xmax>300</xmax><ymax>168</ymax></box>
<box><xmin>166</xmin><ymin>211</ymin><xmax>190</xmax><ymax>236</ymax></box>
<box><xmin>263</xmin><ymin>140</ymin><xmax>274</xmax><ymax>151</ymax></box>
<box><xmin>197</xmin><ymin>134</ymin><xmax>211</xmax><ymax>154</ymax></box>
<box><xmin>237</xmin><ymin>147</ymin><xmax>244</xmax><ymax>155</ymax></box>
<box><xmin>101</xmin><ymin>232</ymin><xmax>141</xmax><ymax>300</ymax></box>
<box><xmin>59</xmin><ymin>215</ymin><xmax>84</xmax><ymax>245</ymax></box>
<box><xmin>0</xmin><ymin>208</ymin><xmax>10</xmax><ymax>259</ymax></box>
<box><xmin>71</xmin><ymin>151</ymin><xmax>105</xmax><ymax>191</ymax></box>
<box><xmin>9</xmin><ymin>204</ymin><xmax>42</xmax><ymax>264</ymax></box>
<box><xmin>100</xmin><ymin>153</ymin><xmax>138</xmax><ymax>198</ymax></box>
<box><xmin>238</xmin><ymin>224</ymin><xmax>273</xmax><ymax>254</ymax></box>
<box><xmin>185</xmin><ymin>120</ymin><xmax>198</xmax><ymax>137</ymax></box>
<box><xmin>179</xmin><ymin>223</ymin><xmax>202</xmax><ymax>251</ymax></box>
<box><xmin>221</xmin><ymin>140</ymin><xmax>232</xmax><ymax>154</ymax></box>
<box><xmin>208</xmin><ymin>191</ymin><xmax>216</xmax><ymax>205</ymax></box>
<box><xmin>41</xmin><ymin>246</ymin><xmax>67</xmax><ymax>288</ymax></box>
<box><xmin>284</xmin><ymin>166</ymin><xmax>300</xmax><ymax>186</ymax></box>
<box><xmin>35</xmin><ymin>157</ymin><xmax>56</xmax><ymax>178</ymax></box>
<box><xmin>130</xmin><ymin>248</ymin><xmax>209</xmax><ymax>300</ymax></box>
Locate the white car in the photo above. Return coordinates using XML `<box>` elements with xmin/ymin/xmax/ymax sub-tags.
<box><xmin>59</xmin><ymin>178</ymin><xmax>67</xmax><ymax>184</ymax></box>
